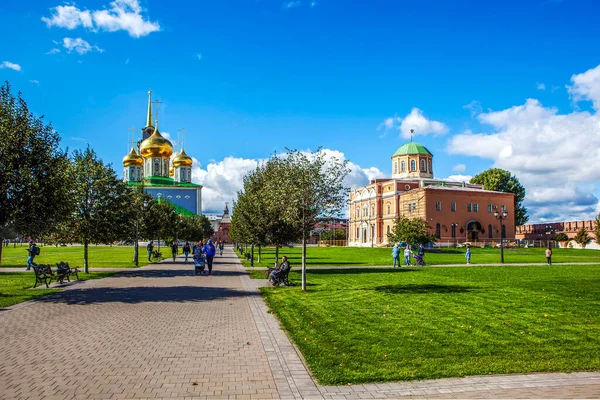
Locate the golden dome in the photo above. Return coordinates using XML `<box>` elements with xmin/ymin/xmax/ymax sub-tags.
<box><xmin>122</xmin><ymin>147</ymin><xmax>143</xmax><ymax>167</ymax></box>
<box><xmin>169</xmin><ymin>165</ymin><xmax>174</xmax><ymax>176</ymax></box>
<box><xmin>139</xmin><ymin>123</ymin><xmax>173</xmax><ymax>158</ymax></box>
<box><xmin>172</xmin><ymin>148</ymin><xmax>193</xmax><ymax>167</ymax></box>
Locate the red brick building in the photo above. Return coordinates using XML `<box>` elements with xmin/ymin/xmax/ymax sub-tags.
<box><xmin>348</xmin><ymin>141</ymin><xmax>515</xmax><ymax>247</ymax></box>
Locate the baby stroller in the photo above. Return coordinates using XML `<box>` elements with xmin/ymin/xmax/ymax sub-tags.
<box><xmin>413</xmin><ymin>253</ymin><xmax>426</xmax><ymax>266</ymax></box>
<box><xmin>193</xmin><ymin>253</ymin><xmax>206</xmax><ymax>275</ymax></box>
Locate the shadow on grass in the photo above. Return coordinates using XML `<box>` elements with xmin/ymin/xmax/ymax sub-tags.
<box><xmin>37</xmin><ymin>285</ymin><xmax>260</xmax><ymax>305</ymax></box>
<box><xmin>374</xmin><ymin>283</ymin><xmax>477</xmax><ymax>294</ymax></box>
<box><xmin>301</xmin><ymin>268</ymin><xmax>419</xmax><ymax>275</ymax></box>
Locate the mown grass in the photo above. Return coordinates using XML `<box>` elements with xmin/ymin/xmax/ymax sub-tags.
<box><xmin>237</xmin><ymin>246</ymin><xmax>600</xmax><ymax>267</ymax></box>
<box><xmin>0</xmin><ymin>245</ymin><xmax>153</xmax><ymax>269</ymax></box>
<box><xmin>0</xmin><ymin>271</ymin><xmax>119</xmax><ymax>308</ymax></box>
<box><xmin>261</xmin><ymin>265</ymin><xmax>600</xmax><ymax>384</ymax></box>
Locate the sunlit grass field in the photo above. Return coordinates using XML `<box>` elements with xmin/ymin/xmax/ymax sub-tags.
<box><xmin>0</xmin><ymin>271</ymin><xmax>119</xmax><ymax>308</ymax></box>
<box><xmin>261</xmin><ymin>265</ymin><xmax>600</xmax><ymax>384</ymax></box>
<box><xmin>237</xmin><ymin>245</ymin><xmax>600</xmax><ymax>267</ymax></box>
<box><xmin>0</xmin><ymin>244</ymin><xmax>153</xmax><ymax>269</ymax></box>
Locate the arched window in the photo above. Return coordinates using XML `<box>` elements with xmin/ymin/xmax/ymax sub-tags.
<box><xmin>428</xmin><ymin>160</ymin><xmax>432</xmax><ymax>173</ymax></box>
<box><xmin>387</xmin><ymin>225</ymin><xmax>391</xmax><ymax>235</ymax></box>
<box><xmin>394</xmin><ymin>162</ymin><xmax>398</xmax><ymax>174</ymax></box>
<box><xmin>410</xmin><ymin>160</ymin><xmax>416</xmax><ymax>171</ymax></box>
<box><xmin>451</xmin><ymin>225</ymin><xmax>457</xmax><ymax>238</ymax></box>
<box><xmin>401</xmin><ymin>161</ymin><xmax>406</xmax><ymax>172</ymax></box>
<box><xmin>436</xmin><ymin>223</ymin><xmax>441</xmax><ymax>238</ymax></box>
<box><xmin>488</xmin><ymin>224</ymin><xmax>493</xmax><ymax>239</ymax></box>
<box><xmin>421</xmin><ymin>159</ymin><xmax>426</xmax><ymax>171</ymax></box>
<box><xmin>386</xmin><ymin>203</ymin><xmax>391</xmax><ymax>215</ymax></box>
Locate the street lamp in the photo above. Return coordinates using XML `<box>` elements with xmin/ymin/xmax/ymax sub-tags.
<box><xmin>494</xmin><ymin>206</ymin><xmax>508</xmax><ymax>263</ymax></box>
<box><xmin>133</xmin><ymin>199</ymin><xmax>148</xmax><ymax>267</ymax></box>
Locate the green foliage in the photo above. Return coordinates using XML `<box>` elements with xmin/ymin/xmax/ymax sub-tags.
<box><xmin>594</xmin><ymin>213</ymin><xmax>600</xmax><ymax>245</ymax></box>
<box><xmin>388</xmin><ymin>216</ymin><xmax>435</xmax><ymax>245</ymax></box>
<box><xmin>320</xmin><ymin>228</ymin><xmax>346</xmax><ymax>241</ymax></box>
<box><xmin>470</xmin><ymin>168</ymin><xmax>528</xmax><ymax>226</ymax></box>
<box><xmin>551</xmin><ymin>232</ymin><xmax>569</xmax><ymax>242</ymax></box>
<box><xmin>0</xmin><ymin>81</ymin><xmax>71</xmax><ymax>262</ymax></box>
<box><xmin>262</xmin><ymin>265</ymin><xmax>600</xmax><ymax>384</ymax></box>
<box><xmin>573</xmin><ymin>227</ymin><xmax>592</xmax><ymax>248</ymax></box>
<box><xmin>60</xmin><ymin>147</ymin><xmax>135</xmax><ymax>272</ymax></box>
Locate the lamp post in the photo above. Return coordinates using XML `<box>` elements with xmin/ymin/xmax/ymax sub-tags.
<box><xmin>133</xmin><ymin>199</ymin><xmax>148</xmax><ymax>267</ymax></box>
<box><xmin>494</xmin><ymin>207</ymin><xmax>508</xmax><ymax>263</ymax></box>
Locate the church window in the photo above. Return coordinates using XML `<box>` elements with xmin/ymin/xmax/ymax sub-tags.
<box><xmin>488</xmin><ymin>224</ymin><xmax>493</xmax><ymax>238</ymax></box>
<box><xmin>153</xmin><ymin>159</ymin><xmax>160</xmax><ymax>175</ymax></box>
<box><xmin>436</xmin><ymin>201</ymin><xmax>441</xmax><ymax>211</ymax></box>
<box><xmin>356</xmin><ymin>228</ymin><xmax>359</xmax><ymax>239</ymax></box>
<box><xmin>394</xmin><ymin>162</ymin><xmax>398</xmax><ymax>174</ymax></box>
<box><xmin>451</xmin><ymin>202</ymin><xmax>456</xmax><ymax>212</ymax></box>
<box><xmin>401</xmin><ymin>161</ymin><xmax>406</xmax><ymax>172</ymax></box>
<box><xmin>436</xmin><ymin>223</ymin><xmax>441</xmax><ymax>238</ymax></box>
<box><xmin>410</xmin><ymin>160</ymin><xmax>416</xmax><ymax>171</ymax></box>
<box><xmin>421</xmin><ymin>159</ymin><xmax>426</xmax><ymax>171</ymax></box>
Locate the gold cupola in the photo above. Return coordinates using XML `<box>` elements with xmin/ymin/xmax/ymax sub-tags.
<box><xmin>172</xmin><ymin>148</ymin><xmax>193</xmax><ymax>167</ymax></box>
<box><xmin>122</xmin><ymin>146</ymin><xmax>143</xmax><ymax>167</ymax></box>
<box><xmin>139</xmin><ymin>121</ymin><xmax>173</xmax><ymax>158</ymax></box>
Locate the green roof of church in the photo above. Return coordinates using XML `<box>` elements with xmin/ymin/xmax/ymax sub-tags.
<box><xmin>392</xmin><ymin>142</ymin><xmax>433</xmax><ymax>157</ymax></box>
<box><xmin>127</xmin><ymin>176</ymin><xmax>202</xmax><ymax>188</ymax></box>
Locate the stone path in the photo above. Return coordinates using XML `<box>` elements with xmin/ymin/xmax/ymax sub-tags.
<box><xmin>0</xmin><ymin>248</ymin><xmax>598</xmax><ymax>399</ymax></box>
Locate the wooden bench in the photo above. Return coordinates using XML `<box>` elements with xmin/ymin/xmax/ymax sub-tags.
<box><xmin>32</xmin><ymin>264</ymin><xmax>54</xmax><ymax>288</ymax></box>
<box><xmin>54</xmin><ymin>262</ymin><xmax>80</xmax><ymax>284</ymax></box>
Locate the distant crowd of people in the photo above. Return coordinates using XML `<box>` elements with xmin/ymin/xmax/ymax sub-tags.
<box><xmin>145</xmin><ymin>239</ymin><xmax>226</xmax><ymax>274</ymax></box>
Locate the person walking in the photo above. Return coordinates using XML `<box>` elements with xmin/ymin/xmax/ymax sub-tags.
<box><xmin>404</xmin><ymin>245</ymin><xmax>412</xmax><ymax>266</ymax></box>
<box><xmin>465</xmin><ymin>246</ymin><xmax>471</xmax><ymax>264</ymax></box>
<box><xmin>203</xmin><ymin>240</ymin><xmax>216</xmax><ymax>275</ymax></box>
<box><xmin>417</xmin><ymin>244</ymin><xmax>425</xmax><ymax>264</ymax></box>
<box><xmin>26</xmin><ymin>241</ymin><xmax>39</xmax><ymax>270</ymax></box>
<box><xmin>545</xmin><ymin>246</ymin><xmax>552</xmax><ymax>265</ymax></box>
<box><xmin>170</xmin><ymin>241</ymin><xmax>178</xmax><ymax>262</ymax></box>
<box><xmin>218</xmin><ymin>241</ymin><xmax>224</xmax><ymax>256</ymax></box>
<box><xmin>183</xmin><ymin>241</ymin><xmax>191</xmax><ymax>263</ymax></box>
<box><xmin>147</xmin><ymin>241</ymin><xmax>154</xmax><ymax>262</ymax></box>
<box><xmin>392</xmin><ymin>244</ymin><xmax>400</xmax><ymax>267</ymax></box>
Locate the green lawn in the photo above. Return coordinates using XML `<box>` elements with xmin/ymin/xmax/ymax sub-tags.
<box><xmin>261</xmin><ymin>265</ymin><xmax>600</xmax><ymax>384</ymax></box>
<box><xmin>237</xmin><ymin>246</ymin><xmax>600</xmax><ymax>267</ymax></box>
<box><xmin>0</xmin><ymin>271</ymin><xmax>119</xmax><ymax>308</ymax></box>
<box><xmin>0</xmin><ymin>244</ymin><xmax>154</xmax><ymax>269</ymax></box>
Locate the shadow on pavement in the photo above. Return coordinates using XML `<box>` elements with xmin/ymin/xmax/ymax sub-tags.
<box><xmin>115</xmin><ymin>268</ymin><xmax>246</xmax><ymax>278</ymax></box>
<box><xmin>37</xmin><ymin>285</ymin><xmax>260</xmax><ymax>305</ymax></box>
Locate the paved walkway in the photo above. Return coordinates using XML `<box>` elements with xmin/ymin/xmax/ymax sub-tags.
<box><xmin>0</xmin><ymin>248</ymin><xmax>598</xmax><ymax>399</ymax></box>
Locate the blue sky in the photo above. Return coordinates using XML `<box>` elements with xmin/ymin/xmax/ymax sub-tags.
<box><xmin>2</xmin><ymin>0</ymin><xmax>600</xmax><ymax>220</ymax></box>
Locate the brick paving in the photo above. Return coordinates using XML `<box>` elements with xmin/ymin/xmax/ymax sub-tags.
<box><xmin>1</xmin><ymin>247</ymin><xmax>598</xmax><ymax>399</ymax></box>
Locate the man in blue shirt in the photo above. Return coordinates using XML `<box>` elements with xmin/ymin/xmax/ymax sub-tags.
<box><xmin>203</xmin><ymin>240</ymin><xmax>217</xmax><ymax>275</ymax></box>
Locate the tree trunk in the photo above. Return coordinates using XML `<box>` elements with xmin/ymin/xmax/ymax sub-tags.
<box><xmin>250</xmin><ymin>244</ymin><xmax>254</xmax><ymax>267</ymax></box>
<box><xmin>302</xmin><ymin>231</ymin><xmax>307</xmax><ymax>291</ymax></box>
<box><xmin>0</xmin><ymin>236</ymin><xmax>3</xmax><ymax>264</ymax></box>
<box><xmin>258</xmin><ymin>245</ymin><xmax>261</xmax><ymax>263</ymax></box>
<box><xmin>83</xmin><ymin>239</ymin><xmax>89</xmax><ymax>273</ymax></box>
<box><xmin>275</xmin><ymin>246</ymin><xmax>279</xmax><ymax>265</ymax></box>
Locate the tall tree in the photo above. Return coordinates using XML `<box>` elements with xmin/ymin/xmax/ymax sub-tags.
<box><xmin>573</xmin><ymin>227</ymin><xmax>592</xmax><ymax>248</ymax></box>
<box><xmin>63</xmin><ymin>147</ymin><xmax>135</xmax><ymax>272</ymax></box>
<box><xmin>274</xmin><ymin>149</ymin><xmax>350</xmax><ymax>290</ymax></box>
<box><xmin>470</xmin><ymin>168</ymin><xmax>529</xmax><ymax>226</ymax></box>
<box><xmin>388</xmin><ymin>216</ymin><xmax>435</xmax><ymax>246</ymax></box>
<box><xmin>594</xmin><ymin>213</ymin><xmax>600</xmax><ymax>245</ymax></box>
<box><xmin>0</xmin><ymin>81</ymin><xmax>71</xmax><ymax>263</ymax></box>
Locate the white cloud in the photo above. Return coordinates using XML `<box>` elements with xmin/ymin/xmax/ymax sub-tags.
<box><xmin>42</xmin><ymin>0</ymin><xmax>160</xmax><ymax>38</ymax></box>
<box><xmin>463</xmin><ymin>100</ymin><xmax>482</xmax><ymax>117</ymax></box>
<box><xmin>196</xmin><ymin>53</ymin><xmax>202</xmax><ymax>61</ymax></box>
<box><xmin>444</xmin><ymin>174</ymin><xmax>472</xmax><ymax>183</ymax></box>
<box><xmin>536</xmin><ymin>82</ymin><xmax>546</xmax><ymax>90</ymax></box>
<box><xmin>0</xmin><ymin>61</ymin><xmax>21</xmax><ymax>71</ymax></box>
<box><xmin>29</xmin><ymin>80</ymin><xmax>40</xmax><ymax>85</ymax></box>
<box><xmin>125</xmin><ymin>58</ymin><xmax>129</xmax><ymax>64</ymax></box>
<box><xmin>447</xmin><ymin>64</ymin><xmax>600</xmax><ymax>222</ymax></box>
<box><xmin>452</xmin><ymin>164</ymin><xmax>466</xmax><ymax>173</ymax></box>
<box><xmin>310</xmin><ymin>1</ymin><xmax>317</xmax><ymax>6</ymax></box>
<box><xmin>190</xmin><ymin>149</ymin><xmax>384</xmax><ymax>213</ymax></box>
<box><xmin>45</xmin><ymin>48</ymin><xmax>61</xmax><ymax>55</ymax></box>
<box><xmin>283</xmin><ymin>1</ymin><xmax>302</xmax><ymax>8</ymax></box>
<box><xmin>63</xmin><ymin>37</ymin><xmax>103</xmax><ymax>54</ymax></box>
<box><xmin>378</xmin><ymin>108</ymin><xmax>448</xmax><ymax>139</ymax></box>
<box><xmin>568</xmin><ymin>64</ymin><xmax>600</xmax><ymax>110</ymax></box>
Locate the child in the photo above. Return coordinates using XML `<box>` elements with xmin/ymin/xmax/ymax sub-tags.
<box><xmin>465</xmin><ymin>247</ymin><xmax>471</xmax><ymax>264</ymax></box>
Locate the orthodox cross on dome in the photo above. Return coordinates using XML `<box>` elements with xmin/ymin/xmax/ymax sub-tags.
<box><xmin>128</xmin><ymin>126</ymin><xmax>136</xmax><ymax>151</ymax></box>
<box><xmin>224</xmin><ymin>202</ymin><xmax>229</xmax><ymax>214</ymax></box>
<box><xmin>178</xmin><ymin>128</ymin><xmax>186</xmax><ymax>152</ymax></box>
<box><xmin>410</xmin><ymin>129</ymin><xmax>414</xmax><ymax>142</ymax></box>
<box><xmin>152</xmin><ymin>99</ymin><xmax>163</xmax><ymax>123</ymax></box>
